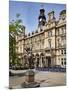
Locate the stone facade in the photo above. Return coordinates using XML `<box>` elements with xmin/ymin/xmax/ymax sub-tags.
<box><xmin>16</xmin><ymin>9</ymin><xmax>66</xmax><ymax>68</ymax></box>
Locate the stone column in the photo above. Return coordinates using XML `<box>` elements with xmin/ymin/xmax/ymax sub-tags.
<box><xmin>40</xmin><ymin>57</ymin><xmax>43</xmax><ymax>67</ymax></box>
<box><xmin>46</xmin><ymin>58</ymin><xmax>48</xmax><ymax>67</ymax></box>
<box><xmin>34</xmin><ymin>58</ymin><xmax>37</xmax><ymax>69</ymax></box>
<box><xmin>44</xmin><ymin>57</ymin><xmax>46</xmax><ymax>67</ymax></box>
<box><xmin>51</xmin><ymin>57</ymin><xmax>55</xmax><ymax>67</ymax></box>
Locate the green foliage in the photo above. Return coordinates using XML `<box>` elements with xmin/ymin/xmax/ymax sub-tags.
<box><xmin>9</xmin><ymin>14</ymin><xmax>23</xmax><ymax>66</ymax></box>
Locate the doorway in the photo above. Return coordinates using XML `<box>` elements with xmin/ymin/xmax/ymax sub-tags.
<box><xmin>46</xmin><ymin>56</ymin><xmax>51</xmax><ymax>67</ymax></box>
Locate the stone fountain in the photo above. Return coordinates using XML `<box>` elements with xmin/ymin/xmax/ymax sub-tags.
<box><xmin>22</xmin><ymin>47</ymin><xmax>40</xmax><ymax>88</ymax></box>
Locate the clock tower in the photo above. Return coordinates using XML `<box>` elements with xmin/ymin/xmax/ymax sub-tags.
<box><xmin>38</xmin><ymin>8</ymin><xmax>46</xmax><ymax>27</ymax></box>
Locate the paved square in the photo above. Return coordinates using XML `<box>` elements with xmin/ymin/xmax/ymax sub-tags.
<box><xmin>9</xmin><ymin>71</ymin><xmax>66</xmax><ymax>88</ymax></box>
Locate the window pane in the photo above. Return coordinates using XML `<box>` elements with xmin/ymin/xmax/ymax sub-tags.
<box><xmin>64</xmin><ymin>50</ymin><xmax>66</xmax><ymax>54</ymax></box>
<box><xmin>61</xmin><ymin>50</ymin><xmax>63</xmax><ymax>54</ymax></box>
<box><xmin>61</xmin><ymin>61</ymin><xmax>63</xmax><ymax>65</ymax></box>
<box><xmin>64</xmin><ymin>61</ymin><xmax>66</xmax><ymax>65</ymax></box>
<box><xmin>61</xmin><ymin>58</ymin><xmax>63</xmax><ymax>65</ymax></box>
<box><xmin>48</xmin><ymin>31</ymin><xmax>52</xmax><ymax>37</ymax></box>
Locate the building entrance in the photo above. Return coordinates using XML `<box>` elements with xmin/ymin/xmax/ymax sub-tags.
<box><xmin>46</xmin><ymin>56</ymin><xmax>51</xmax><ymax>67</ymax></box>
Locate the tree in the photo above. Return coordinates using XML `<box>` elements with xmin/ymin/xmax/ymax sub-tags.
<box><xmin>9</xmin><ymin>14</ymin><xmax>24</xmax><ymax>66</ymax></box>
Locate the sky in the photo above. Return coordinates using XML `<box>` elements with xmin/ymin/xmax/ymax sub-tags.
<box><xmin>9</xmin><ymin>1</ymin><xmax>66</xmax><ymax>33</ymax></box>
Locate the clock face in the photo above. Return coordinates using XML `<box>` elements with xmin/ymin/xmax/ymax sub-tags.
<box><xmin>39</xmin><ymin>18</ymin><xmax>42</xmax><ymax>21</ymax></box>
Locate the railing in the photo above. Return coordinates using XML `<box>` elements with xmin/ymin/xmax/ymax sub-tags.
<box><xmin>36</xmin><ymin>67</ymin><xmax>66</xmax><ymax>72</ymax></box>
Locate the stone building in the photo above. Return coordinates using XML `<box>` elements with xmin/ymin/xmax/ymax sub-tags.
<box><xmin>16</xmin><ymin>8</ymin><xmax>66</xmax><ymax>68</ymax></box>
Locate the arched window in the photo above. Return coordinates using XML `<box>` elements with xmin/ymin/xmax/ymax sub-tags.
<box><xmin>40</xmin><ymin>53</ymin><xmax>44</xmax><ymax>56</ymax></box>
<box><xmin>36</xmin><ymin>53</ymin><xmax>39</xmax><ymax>57</ymax></box>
